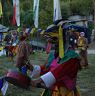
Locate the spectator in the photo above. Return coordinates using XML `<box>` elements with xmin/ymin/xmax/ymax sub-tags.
<box><xmin>77</xmin><ymin>32</ymin><xmax>88</xmax><ymax>69</ymax></box>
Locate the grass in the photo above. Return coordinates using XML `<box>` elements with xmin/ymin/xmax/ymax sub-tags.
<box><xmin>0</xmin><ymin>51</ymin><xmax>47</xmax><ymax>96</ymax></box>
<box><xmin>77</xmin><ymin>54</ymin><xmax>95</xmax><ymax>96</ymax></box>
<box><xmin>0</xmin><ymin>52</ymin><xmax>95</xmax><ymax>96</ymax></box>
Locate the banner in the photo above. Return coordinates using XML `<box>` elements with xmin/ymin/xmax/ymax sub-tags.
<box><xmin>15</xmin><ymin>0</ymin><xmax>20</xmax><ymax>26</ymax></box>
<box><xmin>12</xmin><ymin>0</ymin><xmax>20</xmax><ymax>26</ymax></box>
<box><xmin>0</xmin><ymin>0</ymin><xmax>3</xmax><ymax>17</ymax></box>
<box><xmin>0</xmin><ymin>78</ymin><xmax>3</xmax><ymax>89</ymax></box>
<box><xmin>53</xmin><ymin>0</ymin><xmax>62</xmax><ymax>21</ymax></box>
<box><xmin>1</xmin><ymin>82</ymin><xmax>9</xmax><ymax>96</ymax></box>
<box><xmin>33</xmin><ymin>0</ymin><xmax>40</xmax><ymax>28</ymax></box>
<box><xmin>12</xmin><ymin>0</ymin><xmax>16</xmax><ymax>25</ymax></box>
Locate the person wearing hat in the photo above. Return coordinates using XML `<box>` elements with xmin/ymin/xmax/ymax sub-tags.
<box><xmin>29</xmin><ymin>23</ymin><xmax>81</xmax><ymax>96</ymax></box>
<box><xmin>77</xmin><ymin>32</ymin><xmax>88</xmax><ymax>69</ymax></box>
<box><xmin>15</xmin><ymin>32</ymin><xmax>32</xmax><ymax>71</ymax></box>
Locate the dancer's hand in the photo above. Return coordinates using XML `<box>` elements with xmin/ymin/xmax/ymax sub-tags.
<box><xmin>30</xmin><ymin>78</ymin><xmax>46</xmax><ymax>88</ymax></box>
<box><xmin>26</xmin><ymin>64</ymin><xmax>33</xmax><ymax>71</ymax></box>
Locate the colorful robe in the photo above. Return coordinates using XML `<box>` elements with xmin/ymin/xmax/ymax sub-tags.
<box><xmin>16</xmin><ymin>40</ymin><xmax>31</xmax><ymax>69</ymax></box>
<box><xmin>78</xmin><ymin>36</ymin><xmax>88</xmax><ymax>68</ymax></box>
<box><xmin>31</xmin><ymin>50</ymin><xmax>81</xmax><ymax>96</ymax></box>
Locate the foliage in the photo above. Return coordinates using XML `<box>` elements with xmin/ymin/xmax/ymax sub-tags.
<box><xmin>1</xmin><ymin>0</ymin><xmax>13</xmax><ymax>26</ymax></box>
<box><xmin>71</xmin><ymin>0</ymin><xmax>93</xmax><ymax>16</ymax></box>
<box><xmin>39</xmin><ymin>0</ymin><xmax>53</xmax><ymax>29</ymax></box>
<box><xmin>0</xmin><ymin>0</ymin><xmax>94</xmax><ymax>28</ymax></box>
<box><xmin>61</xmin><ymin>2</ymin><xmax>71</xmax><ymax>20</ymax></box>
<box><xmin>21</xmin><ymin>10</ymin><xmax>34</xmax><ymax>27</ymax></box>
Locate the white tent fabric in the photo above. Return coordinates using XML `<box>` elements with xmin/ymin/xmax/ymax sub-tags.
<box><xmin>0</xmin><ymin>24</ymin><xmax>9</xmax><ymax>33</ymax></box>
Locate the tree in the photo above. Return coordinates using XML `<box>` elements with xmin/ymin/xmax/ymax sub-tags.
<box><xmin>20</xmin><ymin>0</ymin><xmax>34</xmax><ymax>27</ymax></box>
<box><xmin>92</xmin><ymin>0</ymin><xmax>95</xmax><ymax>40</ymax></box>
<box><xmin>1</xmin><ymin>0</ymin><xmax>13</xmax><ymax>26</ymax></box>
<box><xmin>0</xmin><ymin>0</ymin><xmax>94</xmax><ymax>29</ymax></box>
<box><xmin>39</xmin><ymin>0</ymin><xmax>53</xmax><ymax>29</ymax></box>
<box><xmin>61</xmin><ymin>2</ymin><xmax>71</xmax><ymax>20</ymax></box>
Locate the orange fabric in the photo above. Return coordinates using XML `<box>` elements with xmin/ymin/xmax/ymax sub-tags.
<box><xmin>51</xmin><ymin>86</ymin><xmax>80</xmax><ymax>96</ymax></box>
<box><xmin>16</xmin><ymin>40</ymin><xmax>31</xmax><ymax>68</ymax></box>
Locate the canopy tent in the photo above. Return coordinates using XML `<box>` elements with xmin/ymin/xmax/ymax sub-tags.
<box><xmin>45</xmin><ymin>19</ymin><xmax>88</xmax><ymax>33</ymax></box>
<box><xmin>0</xmin><ymin>24</ymin><xmax>9</xmax><ymax>42</ymax></box>
<box><xmin>54</xmin><ymin>19</ymin><xmax>87</xmax><ymax>26</ymax></box>
<box><xmin>45</xmin><ymin>24</ymin><xmax>58</xmax><ymax>33</ymax></box>
<box><xmin>0</xmin><ymin>24</ymin><xmax>9</xmax><ymax>33</ymax></box>
<box><xmin>44</xmin><ymin>23</ymin><xmax>91</xmax><ymax>43</ymax></box>
<box><xmin>63</xmin><ymin>24</ymin><xmax>88</xmax><ymax>32</ymax></box>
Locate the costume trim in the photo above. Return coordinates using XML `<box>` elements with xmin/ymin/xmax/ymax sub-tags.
<box><xmin>30</xmin><ymin>65</ymin><xmax>41</xmax><ymax>78</ymax></box>
<box><xmin>41</xmin><ymin>72</ymin><xmax>56</xmax><ymax>88</ymax></box>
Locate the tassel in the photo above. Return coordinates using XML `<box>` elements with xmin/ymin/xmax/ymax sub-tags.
<box><xmin>30</xmin><ymin>28</ymin><xmax>36</xmax><ymax>35</ymax></box>
<box><xmin>0</xmin><ymin>0</ymin><xmax>3</xmax><ymax>17</ymax></box>
<box><xmin>59</xmin><ymin>26</ymin><xmax>64</xmax><ymax>58</ymax></box>
<box><xmin>46</xmin><ymin>42</ymin><xmax>52</xmax><ymax>54</ymax></box>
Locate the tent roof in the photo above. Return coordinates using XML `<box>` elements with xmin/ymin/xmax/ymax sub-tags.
<box><xmin>63</xmin><ymin>24</ymin><xmax>88</xmax><ymax>32</ymax></box>
<box><xmin>0</xmin><ymin>24</ymin><xmax>9</xmax><ymax>33</ymax></box>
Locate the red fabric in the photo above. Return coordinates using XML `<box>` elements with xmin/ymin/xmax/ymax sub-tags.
<box><xmin>40</xmin><ymin>65</ymin><xmax>49</xmax><ymax>75</ymax></box>
<box><xmin>19</xmin><ymin>36</ymin><xmax>26</xmax><ymax>41</ymax></box>
<box><xmin>8</xmin><ymin>46</ymin><xmax>14</xmax><ymax>51</ymax></box>
<box><xmin>51</xmin><ymin>58</ymin><xmax>80</xmax><ymax>80</ymax></box>
<box><xmin>12</xmin><ymin>4</ymin><xmax>16</xmax><ymax>25</ymax></box>
<box><xmin>39</xmin><ymin>57</ymin><xmax>80</xmax><ymax>90</ymax></box>
<box><xmin>46</xmin><ymin>42</ymin><xmax>52</xmax><ymax>54</ymax></box>
<box><xmin>50</xmin><ymin>58</ymin><xmax>80</xmax><ymax>90</ymax></box>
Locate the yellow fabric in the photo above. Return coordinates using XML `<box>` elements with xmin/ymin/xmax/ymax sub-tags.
<box><xmin>48</xmin><ymin>32</ymin><xmax>59</xmax><ymax>37</ymax></box>
<box><xmin>52</xmin><ymin>86</ymin><xmax>80</xmax><ymax>96</ymax></box>
<box><xmin>17</xmin><ymin>28</ymin><xmax>20</xmax><ymax>33</ymax></box>
<box><xmin>40</xmin><ymin>89</ymin><xmax>45</xmax><ymax>96</ymax></box>
<box><xmin>59</xmin><ymin>26</ymin><xmax>64</xmax><ymax>58</ymax></box>
<box><xmin>78</xmin><ymin>37</ymin><xmax>85</xmax><ymax>50</ymax></box>
<box><xmin>41</xmin><ymin>86</ymin><xmax>80</xmax><ymax>96</ymax></box>
<box><xmin>30</xmin><ymin>28</ymin><xmax>36</xmax><ymax>35</ymax></box>
<box><xmin>0</xmin><ymin>0</ymin><xmax>2</xmax><ymax>17</ymax></box>
<box><xmin>0</xmin><ymin>91</ymin><xmax>3</xmax><ymax>96</ymax></box>
<box><xmin>12</xmin><ymin>46</ymin><xmax>18</xmax><ymax>56</ymax></box>
<box><xmin>40</xmin><ymin>30</ymin><xmax>45</xmax><ymax>35</ymax></box>
<box><xmin>78</xmin><ymin>38</ymin><xmax>84</xmax><ymax>46</ymax></box>
<box><xmin>52</xmin><ymin>86</ymin><xmax>60</xmax><ymax>96</ymax></box>
<box><xmin>3</xmin><ymin>33</ymin><xmax>7</xmax><ymax>36</ymax></box>
<box><xmin>76</xmin><ymin>86</ymin><xmax>81</xmax><ymax>96</ymax></box>
<box><xmin>0</xmin><ymin>47</ymin><xmax>3</xmax><ymax>51</ymax></box>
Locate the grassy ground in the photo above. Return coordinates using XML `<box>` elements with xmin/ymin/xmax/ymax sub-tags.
<box><xmin>0</xmin><ymin>52</ymin><xmax>47</xmax><ymax>96</ymax></box>
<box><xmin>0</xmin><ymin>51</ymin><xmax>95</xmax><ymax>96</ymax></box>
<box><xmin>88</xmin><ymin>41</ymin><xmax>95</xmax><ymax>49</ymax></box>
<box><xmin>77</xmin><ymin>54</ymin><xmax>95</xmax><ymax>96</ymax></box>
